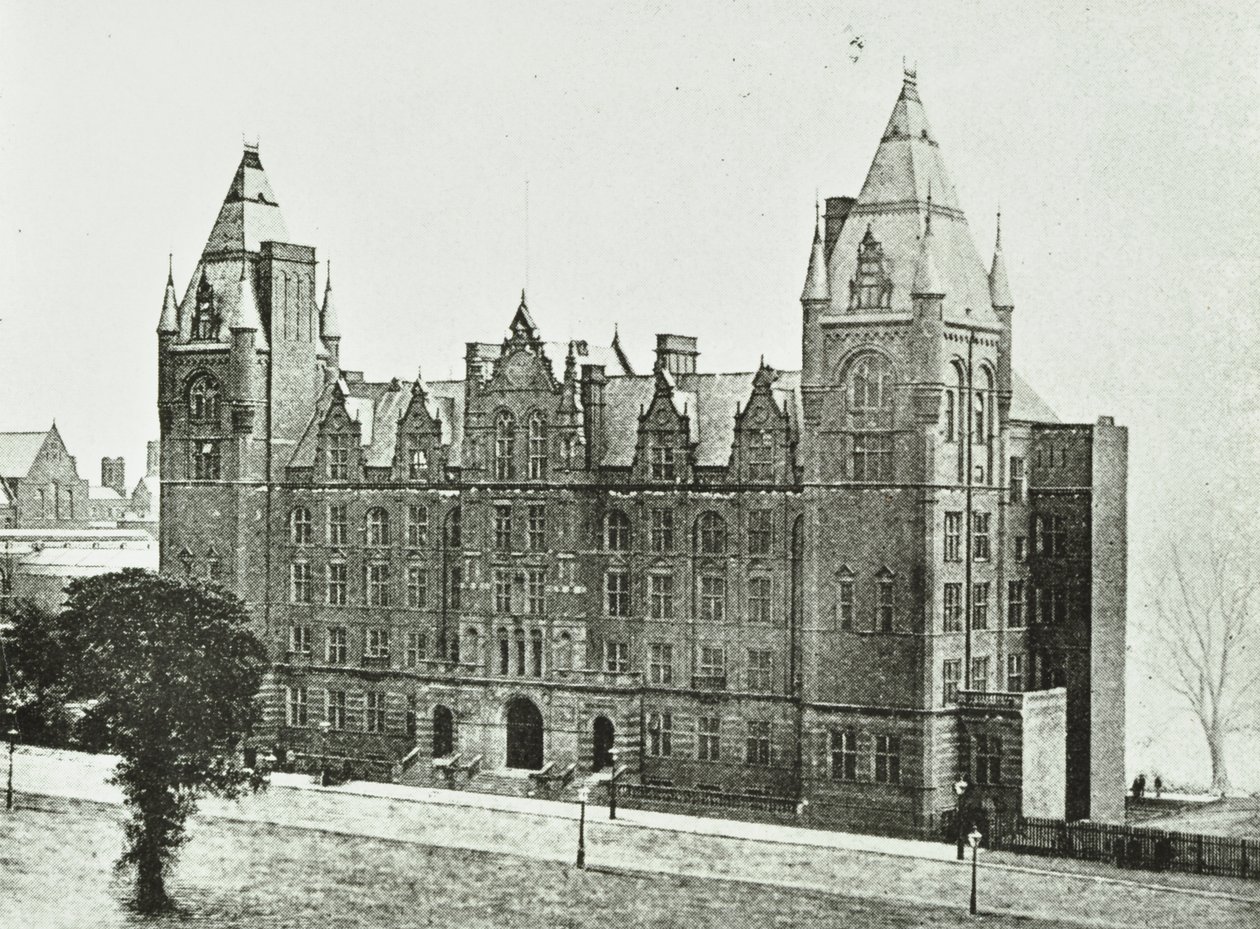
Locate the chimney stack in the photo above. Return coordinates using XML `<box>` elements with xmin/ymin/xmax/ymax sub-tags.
<box><xmin>101</xmin><ymin>457</ymin><xmax>126</xmax><ymax>496</ymax></box>
<box><xmin>654</xmin><ymin>334</ymin><xmax>699</xmax><ymax>376</ymax></box>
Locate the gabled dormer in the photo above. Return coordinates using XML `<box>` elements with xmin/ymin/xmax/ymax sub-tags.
<box><xmin>847</xmin><ymin>225</ymin><xmax>894</xmax><ymax>311</ymax></box>
<box><xmin>392</xmin><ymin>371</ymin><xmax>446</xmax><ymax>482</ymax></box>
<box><xmin>632</xmin><ymin>367</ymin><xmax>693</xmax><ymax>484</ymax></box>
<box><xmin>314</xmin><ymin>383</ymin><xmax>363</xmax><ymax>482</ymax></box>
<box><xmin>190</xmin><ymin>268</ymin><xmax>224</xmax><ymax>341</ymax></box>
<box><xmin>731</xmin><ymin>362</ymin><xmax>792</xmax><ymax>483</ymax></box>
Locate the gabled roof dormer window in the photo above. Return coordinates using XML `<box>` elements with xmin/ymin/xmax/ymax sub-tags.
<box><xmin>192</xmin><ymin>272</ymin><xmax>220</xmax><ymax>340</ymax></box>
<box><xmin>848</xmin><ymin>226</ymin><xmax>893</xmax><ymax>311</ymax></box>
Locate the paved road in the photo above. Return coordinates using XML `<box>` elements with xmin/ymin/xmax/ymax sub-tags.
<box><xmin>13</xmin><ymin>747</ymin><xmax>1260</xmax><ymax>928</ymax></box>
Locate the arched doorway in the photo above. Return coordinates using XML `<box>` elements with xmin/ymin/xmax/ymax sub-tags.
<box><xmin>592</xmin><ymin>715</ymin><xmax>615</xmax><ymax>771</ymax></box>
<box><xmin>506</xmin><ymin>697</ymin><xmax>544</xmax><ymax>770</ymax></box>
<box><xmin>433</xmin><ymin>705</ymin><xmax>454</xmax><ymax>759</ymax></box>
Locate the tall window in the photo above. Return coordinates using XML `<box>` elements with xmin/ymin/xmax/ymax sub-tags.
<box><xmin>366</xmin><ymin>693</ymin><xmax>387</xmax><ymax>733</ymax></box>
<box><xmin>698</xmin><ymin>645</ymin><xmax>725</xmax><ymax>688</ymax></box>
<box><xmin>648</xmin><ymin>711</ymin><xmax>673</xmax><ymax>757</ymax></box>
<box><xmin>448</xmin><ymin>565</ymin><xmax>463</xmax><ymax>610</ymax></box>
<box><xmin>697</xmin><ymin>716</ymin><xmax>720</xmax><ymax>761</ymax></box>
<box><xmin>943</xmin><ymin>583</ymin><xmax>963</xmax><ymax>632</ymax></box>
<box><xmin>408</xmin><ymin>441</ymin><xmax>427</xmax><ymax>479</ymax></box>
<box><xmin>188</xmin><ymin>375</ymin><xmax>221</xmax><ymax>423</ymax></box>
<box><xmin>605</xmin><ymin>570</ymin><xmax>630</xmax><ymax>617</ymax></box>
<box><xmin>971</xmin><ymin>656</ymin><xmax>990</xmax><ymax>692</ymax></box>
<box><xmin>1037</xmin><ymin>514</ymin><xmax>1067</xmax><ymax>557</ymax></box>
<box><xmin>700</xmin><ymin>575</ymin><xmax>726</xmax><ymax>623</ymax></box>
<box><xmin>975</xmin><ymin>734</ymin><xmax>1002</xmax><ymax>785</ymax></box>
<box><xmin>831</xmin><ymin>730</ymin><xmax>858</xmax><ymax>781</ymax></box>
<box><xmin>407</xmin><ymin>505</ymin><xmax>429</xmax><ymax>547</ymax></box>
<box><xmin>748</xmin><ymin>509</ymin><xmax>772</xmax><ymax>555</ymax></box>
<box><xmin>648</xmin><ymin>643</ymin><xmax>673</xmax><ymax>684</ymax></box>
<box><xmin>748</xmin><ymin>430</ymin><xmax>774</xmax><ymax>481</ymax></box>
<box><xmin>943</xmin><ymin>659</ymin><xmax>962</xmax><ymax>703</ymax></box>
<box><xmin>1009</xmin><ymin>456</ymin><xmax>1025</xmax><ymax>502</ymax></box>
<box><xmin>327</xmin><ymin>563</ymin><xmax>348</xmax><ymax>605</ymax></box>
<box><xmin>747</xmin><ymin>648</ymin><xmax>773</xmax><ymax>692</ymax></box>
<box><xmin>368</xmin><ymin>563</ymin><xmax>390</xmax><ymax>606</ymax></box>
<box><xmin>527</xmin><ymin>411</ymin><xmax>546</xmax><ymax>479</ymax></box>
<box><xmin>406</xmin><ymin>631</ymin><xmax>426</xmax><ymax>667</ymax></box>
<box><xmin>650</xmin><ymin>508</ymin><xmax>674</xmax><ymax>552</ymax></box>
<box><xmin>973</xmin><ymin>512</ymin><xmax>991</xmax><ymax>561</ymax></box>
<box><xmin>849</xmin><ymin>229</ymin><xmax>892</xmax><ymax>310</ymax></box>
<box><xmin>494</xmin><ymin>410</ymin><xmax>516</xmax><ymax>480</ymax></box>
<box><xmin>604</xmin><ymin>640</ymin><xmax>629</xmax><ymax>673</ymax></box>
<box><xmin>193</xmin><ymin>442</ymin><xmax>220</xmax><ymax>480</ymax></box>
<box><xmin>746</xmin><ymin>721</ymin><xmax>772</xmax><ymax>765</ymax></box>
<box><xmin>697</xmin><ymin>512</ymin><xmax>727</xmax><ymax>555</ymax></box>
<box><xmin>1007</xmin><ymin>580</ymin><xmax>1025</xmax><ymax>628</ymax></box>
<box><xmin>852</xmin><ymin>432</ymin><xmax>893</xmax><ymax>481</ymax></box>
<box><xmin>944</xmin><ymin>512</ymin><xmax>962</xmax><ymax>562</ymax></box>
<box><xmin>326</xmin><ymin>626</ymin><xmax>348</xmax><ymax>664</ymax></box>
<box><xmin>972</xmin><ymin>582</ymin><xmax>990</xmax><ymax>630</ymax></box>
<box><xmin>1007</xmin><ymin>654</ymin><xmax>1025</xmax><ymax>692</ymax></box>
<box><xmin>407</xmin><ymin>565</ymin><xmax>427</xmax><ymax>608</ymax></box>
<box><xmin>747</xmin><ymin>576</ymin><xmax>771</xmax><ymax>624</ymax></box>
<box><xmin>288</xmin><ymin>625</ymin><xmax>312</xmax><ymax>658</ymax></box>
<box><xmin>874</xmin><ymin>734</ymin><xmax>901</xmax><ymax>784</ymax></box>
<box><xmin>515</xmin><ymin>629</ymin><xmax>527</xmax><ymax>674</ymax></box>
<box><xmin>650</xmin><ymin>441</ymin><xmax>675</xmax><ymax>481</ymax></box>
<box><xmin>649</xmin><ymin>574</ymin><xmax>675</xmax><ymax>620</ymax></box>
<box><xmin>444</xmin><ymin>506</ymin><xmax>462</xmax><ymax>547</ymax></box>
<box><xmin>192</xmin><ymin>276</ymin><xmax>218</xmax><ymax>339</ymax></box>
<box><xmin>556</xmin><ymin>632</ymin><xmax>574</xmax><ymax>672</ymax></box>
<box><xmin>498</xmin><ymin>629</ymin><xmax>510</xmax><ymax>674</ymax></box>
<box><xmin>531</xmin><ymin>629</ymin><xmax>544</xmax><ymax>676</ymax></box>
<box><xmin>290</xmin><ymin>563</ymin><xmax>313</xmax><ymax>604</ymax></box>
<box><xmin>328</xmin><ymin>433</ymin><xmax>350</xmax><ymax>480</ymax></box>
<box><xmin>836</xmin><ymin>574</ymin><xmax>854</xmax><ymax>629</ymax></box>
<box><xmin>326</xmin><ymin>690</ymin><xmax>347</xmax><ymax>730</ymax></box>
<box><xmin>286</xmin><ymin>686</ymin><xmax>308</xmax><ymax>726</ymax></box>
<box><xmin>849</xmin><ymin>353</ymin><xmax>893</xmax><ymax>416</ymax></box>
<box><xmin>329</xmin><ymin>504</ymin><xmax>348</xmax><ymax>546</ymax></box>
<box><xmin>494</xmin><ymin>504</ymin><xmax>513</xmax><ymax>551</ymax></box>
<box><xmin>527</xmin><ymin>504</ymin><xmax>546</xmax><ymax>551</ymax></box>
<box><xmin>290</xmin><ymin>507</ymin><xmax>313</xmax><ymax>544</ymax></box>
<box><xmin>604</xmin><ymin>510</ymin><xmax>631</xmax><ymax>551</ymax></box>
<box><xmin>877</xmin><ymin>574</ymin><xmax>895</xmax><ymax>633</ymax></box>
<box><xmin>366</xmin><ymin>508</ymin><xmax>390</xmax><ymax>547</ymax></box>
<box><xmin>527</xmin><ymin>569</ymin><xmax>546</xmax><ymax>615</ymax></box>
<box><xmin>494</xmin><ymin>568</ymin><xmax>512</xmax><ymax>614</ymax></box>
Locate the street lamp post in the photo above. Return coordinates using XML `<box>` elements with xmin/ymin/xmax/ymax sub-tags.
<box><xmin>968</xmin><ymin>827</ymin><xmax>983</xmax><ymax>915</ymax></box>
<box><xmin>607</xmin><ymin>747</ymin><xmax>619</xmax><ymax>820</ymax></box>
<box><xmin>5</xmin><ymin>726</ymin><xmax>17</xmax><ymax>811</ymax></box>
<box><xmin>576</xmin><ymin>785</ymin><xmax>590</xmax><ymax>869</ymax></box>
<box><xmin>317</xmin><ymin>719</ymin><xmax>332</xmax><ymax>787</ymax></box>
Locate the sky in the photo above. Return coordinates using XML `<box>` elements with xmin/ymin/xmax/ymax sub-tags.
<box><xmin>1</xmin><ymin>1</ymin><xmax>1258</xmax><ymax>788</ymax></box>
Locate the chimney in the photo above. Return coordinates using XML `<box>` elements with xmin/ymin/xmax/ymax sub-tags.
<box><xmin>824</xmin><ymin>196</ymin><xmax>855</xmax><ymax>259</ymax></box>
<box><xmin>101</xmin><ymin>457</ymin><xmax>126</xmax><ymax>496</ymax></box>
<box><xmin>146</xmin><ymin>440</ymin><xmax>160</xmax><ymax>476</ymax></box>
<box><xmin>654</xmin><ymin>334</ymin><xmax>699</xmax><ymax>376</ymax></box>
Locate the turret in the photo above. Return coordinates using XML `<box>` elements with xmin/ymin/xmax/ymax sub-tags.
<box><xmin>227</xmin><ymin>261</ymin><xmax>265</xmax><ymax>429</ymax></box>
<box><xmin>989</xmin><ymin>213</ymin><xmax>1014</xmax><ymax>407</ymax></box>
<box><xmin>321</xmin><ymin>260</ymin><xmax>341</xmax><ymax>377</ymax></box>
<box><xmin>801</xmin><ymin>200</ymin><xmax>830</xmax><ymax>385</ymax></box>
<box><xmin>157</xmin><ymin>255</ymin><xmax>179</xmax><ymax>336</ymax></box>
<box><xmin>910</xmin><ymin>205</ymin><xmax>946</xmax><ymax>422</ymax></box>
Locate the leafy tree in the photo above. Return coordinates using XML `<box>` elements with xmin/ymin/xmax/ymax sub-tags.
<box><xmin>0</xmin><ymin>598</ymin><xmax>76</xmax><ymax>745</ymax></box>
<box><xmin>58</xmin><ymin>569</ymin><xmax>268</xmax><ymax>913</ymax></box>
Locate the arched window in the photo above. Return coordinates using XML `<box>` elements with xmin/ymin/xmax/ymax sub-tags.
<box><xmin>556</xmin><ymin>632</ymin><xmax>574</xmax><ymax>672</ymax></box>
<box><xmin>848</xmin><ymin>353</ymin><xmax>895</xmax><ymax>481</ymax></box>
<box><xmin>191</xmin><ymin>274</ymin><xmax>219</xmax><ymax>340</ymax></box>
<box><xmin>848</xmin><ymin>354</ymin><xmax>893</xmax><ymax>417</ymax></box>
<box><xmin>444</xmin><ymin>506</ymin><xmax>462</xmax><ymax>548</ymax></box>
<box><xmin>494</xmin><ymin>410</ymin><xmax>516</xmax><ymax>480</ymax></box>
<box><xmin>515</xmin><ymin>628</ymin><xmax>526</xmax><ymax>675</ymax></box>
<box><xmin>366</xmin><ymin>507</ymin><xmax>390</xmax><ymax>547</ymax></box>
<box><xmin>527</xmin><ymin>411</ymin><xmax>546</xmax><ymax>480</ymax></box>
<box><xmin>531</xmin><ymin>628</ymin><xmax>544</xmax><ymax>677</ymax></box>
<box><xmin>697</xmin><ymin>512</ymin><xmax>728</xmax><ymax>555</ymax></box>
<box><xmin>463</xmin><ymin>627</ymin><xmax>480</xmax><ymax>669</ymax></box>
<box><xmin>848</xmin><ymin>226</ymin><xmax>893</xmax><ymax>310</ymax></box>
<box><xmin>290</xmin><ymin>506</ymin><xmax>312</xmax><ymax>544</ymax></box>
<box><xmin>498</xmin><ymin>628</ymin><xmax>510</xmax><ymax>675</ymax></box>
<box><xmin>603</xmin><ymin>510</ymin><xmax>631</xmax><ymax>551</ymax></box>
<box><xmin>188</xmin><ymin>375</ymin><xmax>221</xmax><ymax>424</ymax></box>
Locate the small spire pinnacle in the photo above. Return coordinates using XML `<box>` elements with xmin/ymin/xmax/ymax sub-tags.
<box><xmin>801</xmin><ymin>198</ymin><xmax>829</xmax><ymax>302</ymax></box>
<box><xmin>321</xmin><ymin>259</ymin><xmax>341</xmax><ymax>340</ymax></box>
<box><xmin>924</xmin><ymin>180</ymin><xmax>933</xmax><ymax>237</ymax></box>
<box><xmin>167</xmin><ymin>252</ymin><xmax>174</xmax><ymax>285</ymax></box>
<box><xmin>912</xmin><ymin>195</ymin><xmax>945</xmax><ymax>298</ymax></box>
<box><xmin>157</xmin><ymin>255</ymin><xmax>179</xmax><ymax>333</ymax></box>
<box><xmin>989</xmin><ymin>210</ymin><xmax>1014</xmax><ymax>309</ymax></box>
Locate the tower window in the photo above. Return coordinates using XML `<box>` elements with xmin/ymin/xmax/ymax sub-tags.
<box><xmin>494</xmin><ymin>410</ymin><xmax>516</xmax><ymax>480</ymax></box>
<box><xmin>848</xmin><ymin>226</ymin><xmax>893</xmax><ymax>310</ymax></box>
<box><xmin>193</xmin><ymin>442</ymin><xmax>220</xmax><ymax>480</ymax></box>
<box><xmin>527</xmin><ymin>411</ymin><xmax>546</xmax><ymax>479</ymax></box>
<box><xmin>192</xmin><ymin>274</ymin><xmax>219</xmax><ymax>340</ymax></box>
<box><xmin>603</xmin><ymin>510</ymin><xmax>631</xmax><ymax>551</ymax></box>
<box><xmin>188</xmin><ymin>375</ymin><xmax>221</xmax><ymax>424</ymax></box>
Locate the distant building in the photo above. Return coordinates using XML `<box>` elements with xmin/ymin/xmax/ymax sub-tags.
<box><xmin>157</xmin><ymin>72</ymin><xmax>1127</xmax><ymax>830</ymax></box>
<box><xmin>0</xmin><ymin>528</ymin><xmax>157</xmax><ymax>614</ymax></box>
<box><xmin>0</xmin><ymin>425</ymin><xmax>90</xmax><ymax>529</ymax></box>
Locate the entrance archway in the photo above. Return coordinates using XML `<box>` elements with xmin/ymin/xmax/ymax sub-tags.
<box><xmin>433</xmin><ymin>705</ymin><xmax>454</xmax><ymax>759</ymax></box>
<box><xmin>592</xmin><ymin>715</ymin><xmax>615</xmax><ymax>771</ymax></box>
<box><xmin>506</xmin><ymin>697</ymin><xmax>544</xmax><ymax>770</ymax></box>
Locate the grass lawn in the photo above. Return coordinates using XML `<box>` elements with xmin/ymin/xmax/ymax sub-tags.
<box><xmin>1137</xmin><ymin>798</ymin><xmax>1260</xmax><ymax>838</ymax></box>
<box><xmin>2</xmin><ymin>794</ymin><xmax>1085</xmax><ymax>929</ymax></box>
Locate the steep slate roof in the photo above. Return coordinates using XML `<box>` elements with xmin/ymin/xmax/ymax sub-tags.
<box><xmin>827</xmin><ymin>73</ymin><xmax>997</xmax><ymax>327</ymax></box>
<box><xmin>1010</xmin><ymin>372</ymin><xmax>1059</xmax><ymax>423</ymax></box>
<box><xmin>203</xmin><ymin>145</ymin><xmax>290</xmax><ymax>255</ymax></box>
<box><xmin>0</xmin><ymin>431</ymin><xmax>50</xmax><ymax>479</ymax></box>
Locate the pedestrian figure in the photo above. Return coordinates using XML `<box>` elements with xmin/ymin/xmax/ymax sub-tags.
<box><xmin>1131</xmin><ymin>774</ymin><xmax>1145</xmax><ymax>800</ymax></box>
<box><xmin>1152</xmin><ymin>775</ymin><xmax>1162</xmax><ymax>799</ymax></box>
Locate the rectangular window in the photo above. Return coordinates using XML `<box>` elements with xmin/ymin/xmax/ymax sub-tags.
<box><xmin>405</xmin><ymin>631</ymin><xmax>426</xmax><ymax>667</ymax></box>
<box><xmin>831</xmin><ymin>730</ymin><xmax>858</xmax><ymax>781</ymax></box>
<box><xmin>748</xmin><ymin>509</ymin><xmax>772</xmax><ymax>555</ymax></box>
<box><xmin>327</xmin><ymin>563</ymin><xmax>348</xmax><ymax>605</ymax></box>
<box><xmin>697</xmin><ymin>716</ymin><xmax>720</xmax><ymax>761</ymax></box>
<box><xmin>975</xmin><ymin>734</ymin><xmax>1002</xmax><ymax>785</ymax></box>
<box><xmin>448</xmin><ymin>565</ymin><xmax>463</xmax><ymax>611</ymax></box>
<box><xmin>651</xmin><ymin>444</ymin><xmax>675</xmax><ymax>481</ymax></box>
<box><xmin>648</xmin><ymin>711</ymin><xmax>673</xmax><ymax>757</ymax></box>
<box><xmin>697</xmin><ymin>645</ymin><xmax>725</xmax><ymax>688</ymax></box>
<box><xmin>648</xmin><ymin>642</ymin><xmax>673</xmax><ymax>685</ymax></box>
<box><xmin>971</xmin><ymin>655</ymin><xmax>990</xmax><ymax>693</ymax></box>
<box><xmin>604</xmin><ymin>640</ymin><xmax>629</xmax><ymax>673</ymax></box>
<box><xmin>943</xmin><ymin>658</ymin><xmax>962</xmax><ymax>703</ymax></box>
<box><xmin>1007</xmin><ymin>580</ymin><xmax>1025</xmax><ymax>628</ymax></box>
<box><xmin>326</xmin><ymin>690</ymin><xmax>346</xmax><ymax>730</ymax></box>
<box><xmin>747</xmin><ymin>648</ymin><xmax>773</xmax><ymax>693</ymax></box>
<box><xmin>527</xmin><ymin>504</ymin><xmax>546</xmax><ymax>551</ymax></box>
<box><xmin>527</xmin><ymin>569</ymin><xmax>546</xmax><ymax>615</ymax></box>
<box><xmin>494</xmin><ymin>504</ymin><xmax>513</xmax><ymax>551</ymax></box>
<box><xmin>700</xmin><ymin>575</ymin><xmax>726</xmax><ymax>623</ymax></box>
<box><xmin>1007</xmin><ymin>654</ymin><xmax>1025</xmax><ymax>692</ymax></box>
<box><xmin>326</xmin><ymin>626</ymin><xmax>348</xmax><ymax>664</ymax></box>
<box><xmin>837</xmin><ymin>578</ymin><xmax>854</xmax><ymax>629</ymax></box>
<box><xmin>366</xmin><ymin>628</ymin><xmax>390</xmax><ymax>661</ymax></box>
<box><xmin>407</xmin><ymin>505</ymin><xmax>429</xmax><ymax>547</ymax></box>
<box><xmin>973</xmin><ymin>512</ymin><xmax>991</xmax><ymax>561</ymax></box>
<box><xmin>874</xmin><ymin>734</ymin><xmax>901</xmax><ymax>784</ymax></box>
<box><xmin>366</xmin><ymin>692</ymin><xmax>387</xmax><ymax>733</ymax></box>
<box><xmin>748</xmin><ymin>430</ymin><xmax>774</xmax><ymax>481</ymax></box>
<box><xmin>1038</xmin><ymin>514</ymin><xmax>1067</xmax><ymax>557</ymax></box>
<box><xmin>746</xmin><ymin>721</ymin><xmax>772</xmax><ymax>766</ymax></box>
<box><xmin>408</xmin><ymin>443</ymin><xmax>427</xmax><ymax>480</ymax></box>
<box><xmin>286</xmin><ymin>686</ymin><xmax>308</xmax><ymax>727</ymax></box>
<box><xmin>852</xmin><ymin>432</ymin><xmax>893</xmax><ymax>481</ymax></box>
<box><xmin>944</xmin><ymin>512</ymin><xmax>962</xmax><ymax>562</ymax></box>
<box><xmin>406</xmin><ymin>565</ymin><xmax>427</xmax><ymax>608</ymax></box>
<box><xmin>877</xmin><ymin>577</ymin><xmax>894</xmax><ymax>632</ymax></box>
<box><xmin>494</xmin><ymin>568</ymin><xmax>512</xmax><ymax>614</ymax></box>
<box><xmin>649</xmin><ymin>574</ymin><xmax>675</xmax><ymax>620</ymax></box>
<box><xmin>328</xmin><ymin>434</ymin><xmax>350</xmax><ymax>479</ymax></box>
<box><xmin>329</xmin><ymin>504</ymin><xmax>348</xmax><ymax>546</ymax></box>
<box><xmin>605</xmin><ymin>570</ymin><xmax>630</xmax><ymax>617</ymax></box>
<box><xmin>194</xmin><ymin>441</ymin><xmax>221</xmax><ymax>480</ymax></box>
<box><xmin>943</xmin><ymin>583</ymin><xmax>963</xmax><ymax>632</ymax></box>
<box><xmin>368</xmin><ymin>562</ymin><xmax>390</xmax><ymax>607</ymax></box>
<box><xmin>1009</xmin><ymin>456</ymin><xmax>1025</xmax><ymax>502</ymax></box>
<box><xmin>747</xmin><ymin>576</ymin><xmax>772</xmax><ymax>624</ymax></box>
<box><xmin>972</xmin><ymin>582</ymin><xmax>990</xmax><ymax>630</ymax></box>
<box><xmin>290</xmin><ymin>564</ymin><xmax>313</xmax><ymax>608</ymax></box>
<box><xmin>650</xmin><ymin>508</ymin><xmax>674</xmax><ymax>552</ymax></box>
<box><xmin>1015</xmin><ymin>536</ymin><xmax>1028</xmax><ymax>563</ymax></box>
<box><xmin>288</xmin><ymin>624</ymin><xmax>312</xmax><ymax>658</ymax></box>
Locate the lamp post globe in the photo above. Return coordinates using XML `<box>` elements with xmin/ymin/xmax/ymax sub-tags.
<box><xmin>968</xmin><ymin>827</ymin><xmax>983</xmax><ymax>915</ymax></box>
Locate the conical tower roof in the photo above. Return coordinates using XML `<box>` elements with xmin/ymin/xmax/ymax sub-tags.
<box><xmin>826</xmin><ymin>71</ymin><xmax>995</xmax><ymax>325</ymax></box>
<box><xmin>321</xmin><ymin>261</ymin><xmax>342</xmax><ymax>339</ymax></box>
<box><xmin>225</xmin><ymin>262</ymin><xmax>268</xmax><ymax>347</ymax></box>
<box><xmin>988</xmin><ymin>213</ymin><xmax>1014</xmax><ymax>308</ymax></box>
<box><xmin>202</xmin><ymin>144</ymin><xmax>290</xmax><ymax>256</ymax></box>
<box><xmin>912</xmin><ymin>213</ymin><xmax>946</xmax><ymax>297</ymax></box>
<box><xmin>157</xmin><ymin>255</ymin><xmax>179</xmax><ymax>333</ymax></box>
<box><xmin>801</xmin><ymin>202</ymin><xmax>829</xmax><ymax>302</ymax></box>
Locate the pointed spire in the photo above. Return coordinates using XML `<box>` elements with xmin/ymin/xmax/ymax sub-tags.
<box><xmin>801</xmin><ymin>198</ymin><xmax>829</xmax><ymax>302</ymax></box>
<box><xmin>411</xmin><ymin>365</ymin><xmax>427</xmax><ymax>396</ymax></box>
<box><xmin>227</xmin><ymin>261</ymin><xmax>268</xmax><ymax>347</ymax></box>
<box><xmin>912</xmin><ymin>200</ymin><xmax>945</xmax><ymax>297</ymax></box>
<box><xmin>157</xmin><ymin>254</ymin><xmax>179</xmax><ymax>333</ymax></box>
<box><xmin>508</xmin><ymin>287</ymin><xmax>539</xmax><ymax>341</ymax></box>
<box><xmin>321</xmin><ymin>259</ymin><xmax>341</xmax><ymax>340</ymax></box>
<box><xmin>989</xmin><ymin>211</ymin><xmax>1014</xmax><ymax>308</ymax></box>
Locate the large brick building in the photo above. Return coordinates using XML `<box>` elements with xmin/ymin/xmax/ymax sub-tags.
<box><xmin>157</xmin><ymin>72</ymin><xmax>1126</xmax><ymax>831</ymax></box>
